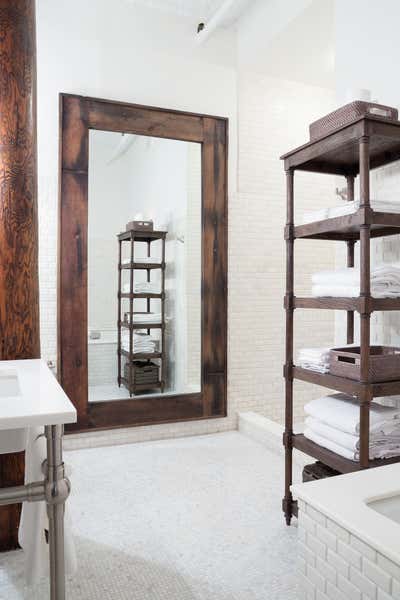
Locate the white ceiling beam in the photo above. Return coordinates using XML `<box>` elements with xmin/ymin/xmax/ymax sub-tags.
<box><xmin>195</xmin><ymin>0</ymin><xmax>253</xmax><ymax>45</ymax></box>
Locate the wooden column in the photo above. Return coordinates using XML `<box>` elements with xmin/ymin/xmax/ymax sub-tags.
<box><xmin>359</xmin><ymin>136</ymin><xmax>371</xmax><ymax>468</ymax></box>
<box><xmin>283</xmin><ymin>168</ymin><xmax>294</xmax><ymax>525</ymax></box>
<box><xmin>0</xmin><ymin>0</ymin><xmax>40</xmax><ymax>550</ymax></box>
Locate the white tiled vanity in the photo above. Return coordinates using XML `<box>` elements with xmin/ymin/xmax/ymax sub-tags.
<box><xmin>0</xmin><ymin>359</ymin><xmax>76</xmax><ymax>600</ymax></box>
<box><xmin>292</xmin><ymin>465</ymin><xmax>400</xmax><ymax>600</ymax></box>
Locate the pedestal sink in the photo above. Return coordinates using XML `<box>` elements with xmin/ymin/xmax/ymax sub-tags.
<box><xmin>0</xmin><ymin>368</ymin><xmax>27</xmax><ymax>453</ymax></box>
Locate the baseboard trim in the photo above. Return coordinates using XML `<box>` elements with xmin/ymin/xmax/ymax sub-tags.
<box><xmin>238</xmin><ymin>411</ymin><xmax>308</xmax><ymax>468</ymax></box>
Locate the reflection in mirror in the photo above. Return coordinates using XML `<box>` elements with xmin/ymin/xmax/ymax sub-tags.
<box><xmin>88</xmin><ymin>131</ymin><xmax>201</xmax><ymax>402</ymax></box>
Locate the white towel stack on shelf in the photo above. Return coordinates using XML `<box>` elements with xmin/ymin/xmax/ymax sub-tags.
<box><xmin>304</xmin><ymin>393</ymin><xmax>400</xmax><ymax>461</ymax></box>
<box><xmin>302</xmin><ymin>198</ymin><xmax>400</xmax><ymax>224</ymax></box>
<box><xmin>311</xmin><ymin>264</ymin><xmax>400</xmax><ymax>298</ymax></box>
<box><xmin>297</xmin><ymin>347</ymin><xmax>331</xmax><ymax>373</ymax></box>
<box><xmin>121</xmin><ymin>332</ymin><xmax>157</xmax><ymax>353</ymax></box>
<box><xmin>124</xmin><ymin>312</ymin><xmax>162</xmax><ymax>324</ymax></box>
<box><xmin>123</xmin><ymin>281</ymin><xmax>160</xmax><ymax>294</ymax></box>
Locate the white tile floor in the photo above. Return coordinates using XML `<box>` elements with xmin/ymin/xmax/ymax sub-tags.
<box><xmin>0</xmin><ymin>431</ymin><xmax>301</xmax><ymax>599</ymax></box>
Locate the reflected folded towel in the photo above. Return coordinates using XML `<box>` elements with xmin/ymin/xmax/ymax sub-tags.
<box><xmin>123</xmin><ymin>282</ymin><xmax>160</xmax><ymax>294</ymax></box>
<box><xmin>312</xmin><ymin>264</ymin><xmax>400</xmax><ymax>298</ymax></box>
<box><xmin>302</xmin><ymin>199</ymin><xmax>400</xmax><ymax>224</ymax></box>
<box><xmin>124</xmin><ymin>312</ymin><xmax>162</xmax><ymax>324</ymax></box>
<box><xmin>18</xmin><ymin>427</ymin><xmax>77</xmax><ymax>585</ymax></box>
<box><xmin>121</xmin><ymin>332</ymin><xmax>156</xmax><ymax>353</ymax></box>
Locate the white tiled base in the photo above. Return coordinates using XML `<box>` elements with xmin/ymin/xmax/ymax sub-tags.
<box><xmin>238</xmin><ymin>411</ymin><xmax>308</xmax><ymax>468</ymax></box>
<box><xmin>298</xmin><ymin>499</ymin><xmax>400</xmax><ymax>600</ymax></box>
<box><xmin>0</xmin><ymin>431</ymin><xmax>302</xmax><ymax>599</ymax></box>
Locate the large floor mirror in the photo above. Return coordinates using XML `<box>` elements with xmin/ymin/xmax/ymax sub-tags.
<box><xmin>58</xmin><ymin>95</ymin><xmax>227</xmax><ymax>432</ymax></box>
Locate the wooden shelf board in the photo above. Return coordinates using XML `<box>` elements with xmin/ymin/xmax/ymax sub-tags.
<box><xmin>118</xmin><ymin>230</ymin><xmax>167</xmax><ymax>242</ymax></box>
<box><xmin>120</xmin><ymin>350</ymin><xmax>162</xmax><ymax>360</ymax></box>
<box><xmin>121</xmin><ymin>322</ymin><xmax>163</xmax><ymax>330</ymax></box>
<box><xmin>120</xmin><ymin>377</ymin><xmax>162</xmax><ymax>391</ymax></box>
<box><xmin>293</xmin><ymin>366</ymin><xmax>400</xmax><ymax>397</ymax></box>
<box><xmin>294</xmin><ymin>211</ymin><xmax>400</xmax><ymax>241</ymax></box>
<box><xmin>294</xmin><ymin>297</ymin><xmax>400</xmax><ymax>311</ymax></box>
<box><xmin>121</xmin><ymin>262</ymin><xmax>164</xmax><ymax>270</ymax></box>
<box><xmin>120</xmin><ymin>292</ymin><xmax>163</xmax><ymax>299</ymax></box>
<box><xmin>281</xmin><ymin>116</ymin><xmax>400</xmax><ymax>174</ymax></box>
<box><xmin>293</xmin><ymin>433</ymin><xmax>400</xmax><ymax>475</ymax></box>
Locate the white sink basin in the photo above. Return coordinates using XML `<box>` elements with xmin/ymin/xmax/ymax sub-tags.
<box><xmin>0</xmin><ymin>369</ymin><xmax>21</xmax><ymax>397</ymax></box>
<box><xmin>0</xmin><ymin>369</ymin><xmax>26</xmax><ymax>452</ymax></box>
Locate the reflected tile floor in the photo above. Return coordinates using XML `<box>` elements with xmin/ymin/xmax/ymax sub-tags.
<box><xmin>0</xmin><ymin>431</ymin><xmax>301</xmax><ymax>599</ymax></box>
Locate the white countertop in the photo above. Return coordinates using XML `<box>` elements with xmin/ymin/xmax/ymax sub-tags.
<box><xmin>0</xmin><ymin>359</ymin><xmax>76</xmax><ymax>430</ymax></box>
<box><xmin>292</xmin><ymin>463</ymin><xmax>400</xmax><ymax>566</ymax></box>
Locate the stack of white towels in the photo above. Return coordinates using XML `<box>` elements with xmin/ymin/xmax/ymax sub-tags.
<box><xmin>123</xmin><ymin>281</ymin><xmax>160</xmax><ymax>294</ymax></box>
<box><xmin>302</xmin><ymin>198</ymin><xmax>400</xmax><ymax>224</ymax></box>
<box><xmin>121</xmin><ymin>331</ymin><xmax>157</xmax><ymax>353</ymax></box>
<box><xmin>312</xmin><ymin>264</ymin><xmax>400</xmax><ymax>298</ymax></box>
<box><xmin>304</xmin><ymin>393</ymin><xmax>400</xmax><ymax>461</ymax></box>
<box><xmin>297</xmin><ymin>347</ymin><xmax>331</xmax><ymax>374</ymax></box>
<box><xmin>124</xmin><ymin>312</ymin><xmax>162</xmax><ymax>324</ymax></box>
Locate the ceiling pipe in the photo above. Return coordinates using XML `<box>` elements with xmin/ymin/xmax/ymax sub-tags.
<box><xmin>196</xmin><ymin>0</ymin><xmax>251</xmax><ymax>45</ymax></box>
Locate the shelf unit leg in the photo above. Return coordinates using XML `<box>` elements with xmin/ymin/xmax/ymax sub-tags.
<box><xmin>117</xmin><ymin>239</ymin><xmax>122</xmax><ymax>387</ymax></box>
<box><xmin>283</xmin><ymin>168</ymin><xmax>294</xmax><ymax>526</ymax></box>
<box><xmin>346</xmin><ymin>175</ymin><xmax>355</xmax><ymax>345</ymax></box>
<box><xmin>359</xmin><ymin>135</ymin><xmax>371</xmax><ymax>469</ymax></box>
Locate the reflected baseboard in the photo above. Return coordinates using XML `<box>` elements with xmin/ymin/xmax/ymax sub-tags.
<box><xmin>88</xmin><ymin>383</ymin><xmax>200</xmax><ymax>403</ymax></box>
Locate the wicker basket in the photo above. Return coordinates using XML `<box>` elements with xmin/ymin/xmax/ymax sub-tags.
<box><xmin>124</xmin><ymin>360</ymin><xmax>159</xmax><ymax>386</ymax></box>
<box><xmin>329</xmin><ymin>345</ymin><xmax>400</xmax><ymax>382</ymax></box>
<box><xmin>126</xmin><ymin>220</ymin><xmax>153</xmax><ymax>231</ymax></box>
<box><xmin>302</xmin><ymin>462</ymin><xmax>339</xmax><ymax>483</ymax></box>
<box><xmin>310</xmin><ymin>101</ymin><xmax>398</xmax><ymax>141</ymax></box>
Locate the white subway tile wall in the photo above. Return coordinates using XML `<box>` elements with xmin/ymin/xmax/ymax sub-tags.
<box><xmin>298</xmin><ymin>500</ymin><xmax>400</xmax><ymax>600</ymax></box>
<box><xmin>39</xmin><ymin>74</ymin><xmax>337</xmax><ymax>448</ymax></box>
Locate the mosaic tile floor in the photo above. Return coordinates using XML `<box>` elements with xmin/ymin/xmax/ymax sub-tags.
<box><xmin>0</xmin><ymin>431</ymin><xmax>301</xmax><ymax>599</ymax></box>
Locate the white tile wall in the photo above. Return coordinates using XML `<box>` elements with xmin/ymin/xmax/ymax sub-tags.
<box><xmin>40</xmin><ymin>73</ymin><xmax>338</xmax><ymax>448</ymax></box>
<box><xmin>298</xmin><ymin>500</ymin><xmax>400</xmax><ymax>600</ymax></box>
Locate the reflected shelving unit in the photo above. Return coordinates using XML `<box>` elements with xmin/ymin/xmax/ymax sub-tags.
<box><xmin>117</xmin><ymin>229</ymin><xmax>166</xmax><ymax>395</ymax></box>
<box><xmin>281</xmin><ymin>115</ymin><xmax>400</xmax><ymax>525</ymax></box>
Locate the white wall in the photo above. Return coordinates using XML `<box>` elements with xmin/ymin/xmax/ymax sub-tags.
<box><xmin>334</xmin><ymin>0</ymin><xmax>400</xmax><ymax>348</ymax></box>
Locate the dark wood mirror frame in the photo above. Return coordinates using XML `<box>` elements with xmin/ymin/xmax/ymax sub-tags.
<box><xmin>58</xmin><ymin>94</ymin><xmax>228</xmax><ymax>433</ymax></box>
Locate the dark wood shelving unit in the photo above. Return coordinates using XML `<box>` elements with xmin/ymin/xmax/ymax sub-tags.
<box><xmin>281</xmin><ymin>115</ymin><xmax>400</xmax><ymax>525</ymax></box>
<box><xmin>117</xmin><ymin>229</ymin><xmax>167</xmax><ymax>396</ymax></box>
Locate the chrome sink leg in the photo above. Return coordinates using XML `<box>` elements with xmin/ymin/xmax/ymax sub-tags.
<box><xmin>44</xmin><ymin>425</ymin><xmax>70</xmax><ymax>600</ymax></box>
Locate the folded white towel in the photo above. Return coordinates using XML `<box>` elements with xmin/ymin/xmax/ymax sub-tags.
<box><xmin>312</xmin><ymin>264</ymin><xmax>400</xmax><ymax>298</ymax></box>
<box><xmin>18</xmin><ymin>427</ymin><xmax>77</xmax><ymax>585</ymax></box>
<box><xmin>121</xmin><ymin>332</ymin><xmax>156</xmax><ymax>353</ymax></box>
<box><xmin>124</xmin><ymin>312</ymin><xmax>162</xmax><ymax>324</ymax></box>
<box><xmin>297</xmin><ymin>347</ymin><xmax>331</xmax><ymax>373</ymax></box>
<box><xmin>304</xmin><ymin>393</ymin><xmax>400</xmax><ymax>435</ymax></box>
<box><xmin>302</xmin><ymin>199</ymin><xmax>400</xmax><ymax>224</ymax></box>
<box><xmin>123</xmin><ymin>282</ymin><xmax>160</xmax><ymax>294</ymax></box>
<box><xmin>306</xmin><ymin>416</ymin><xmax>400</xmax><ymax>450</ymax></box>
<box><xmin>304</xmin><ymin>426</ymin><xmax>400</xmax><ymax>461</ymax></box>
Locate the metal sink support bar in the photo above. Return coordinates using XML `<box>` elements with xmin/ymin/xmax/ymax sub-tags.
<box><xmin>0</xmin><ymin>424</ymin><xmax>69</xmax><ymax>600</ymax></box>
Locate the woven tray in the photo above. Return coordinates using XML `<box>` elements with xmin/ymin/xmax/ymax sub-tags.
<box><xmin>329</xmin><ymin>345</ymin><xmax>400</xmax><ymax>382</ymax></box>
<box><xmin>126</xmin><ymin>220</ymin><xmax>153</xmax><ymax>231</ymax></box>
<box><xmin>310</xmin><ymin>101</ymin><xmax>398</xmax><ymax>141</ymax></box>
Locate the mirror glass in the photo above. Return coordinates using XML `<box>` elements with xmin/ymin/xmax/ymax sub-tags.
<box><xmin>88</xmin><ymin>130</ymin><xmax>202</xmax><ymax>402</ymax></box>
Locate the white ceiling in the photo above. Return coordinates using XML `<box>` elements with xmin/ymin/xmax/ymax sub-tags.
<box><xmin>125</xmin><ymin>0</ymin><xmax>227</xmax><ymax>21</ymax></box>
